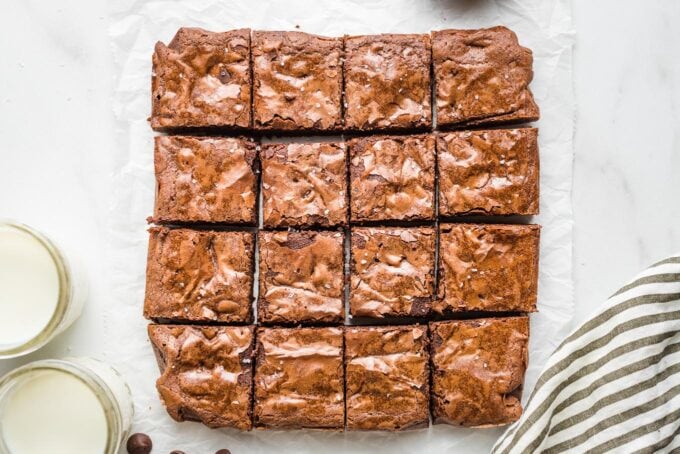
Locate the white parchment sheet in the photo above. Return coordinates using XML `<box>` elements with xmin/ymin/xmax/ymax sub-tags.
<box><xmin>108</xmin><ymin>1</ymin><xmax>574</xmax><ymax>452</ymax></box>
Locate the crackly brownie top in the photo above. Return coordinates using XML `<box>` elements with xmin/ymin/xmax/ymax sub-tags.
<box><xmin>438</xmin><ymin>128</ymin><xmax>539</xmax><ymax>216</ymax></box>
<box><xmin>258</xmin><ymin>230</ymin><xmax>344</xmax><ymax>324</ymax></box>
<box><xmin>435</xmin><ymin>223</ymin><xmax>539</xmax><ymax>313</ymax></box>
<box><xmin>430</xmin><ymin>317</ymin><xmax>528</xmax><ymax>427</ymax></box>
<box><xmin>151</xmin><ymin>28</ymin><xmax>251</xmax><ymax>129</ymax></box>
<box><xmin>433</xmin><ymin>26</ymin><xmax>539</xmax><ymax>127</ymax></box>
<box><xmin>349</xmin><ymin>135</ymin><xmax>435</xmax><ymax>221</ymax></box>
<box><xmin>153</xmin><ymin>136</ymin><xmax>257</xmax><ymax>224</ymax></box>
<box><xmin>148</xmin><ymin>324</ymin><xmax>254</xmax><ymax>430</ymax></box>
<box><xmin>252</xmin><ymin>31</ymin><xmax>342</xmax><ymax>130</ymax></box>
<box><xmin>344</xmin><ymin>34</ymin><xmax>432</xmax><ymax>130</ymax></box>
<box><xmin>261</xmin><ymin>142</ymin><xmax>347</xmax><ymax>227</ymax></box>
<box><xmin>144</xmin><ymin>227</ymin><xmax>254</xmax><ymax>323</ymax></box>
<box><xmin>345</xmin><ymin>325</ymin><xmax>429</xmax><ymax>431</ymax></box>
<box><xmin>254</xmin><ymin>327</ymin><xmax>344</xmax><ymax>428</ymax></box>
<box><xmin>351</xmin><ymin>227</ymin><xmax>435</xmax><ymax>318</ymax></box>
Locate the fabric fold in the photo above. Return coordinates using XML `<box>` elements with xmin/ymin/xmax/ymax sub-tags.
<box><xmin>493</xmin><ymin>254</ymin><xmax>680</xmax><ymax>454</ymax></box>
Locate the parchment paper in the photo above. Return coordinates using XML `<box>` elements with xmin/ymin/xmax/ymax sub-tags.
<box><xmin>108</xmin><ymin>1</ymin><xmax>574</xmax><ymax>452</ymax></box>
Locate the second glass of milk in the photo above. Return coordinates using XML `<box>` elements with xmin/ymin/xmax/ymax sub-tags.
<box><xmin>0</xmin><ymin>358</ymin><xmax>133</xmax><ymax>453</ymax></box>
<box><xmin>0</xmin><ymin>221</ymin><xmax>87</xmax><ymax>358</ymax></box>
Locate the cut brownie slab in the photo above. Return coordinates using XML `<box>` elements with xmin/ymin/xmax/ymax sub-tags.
<box><xmin>152</xmin><ymin>136</ymin><xmax>258</xmax><ymax>225</ymax></box>
<box><xmin>144</xmin><ymin>227</ymin><xmax>254</xmax><ymax>323</ymax></box>
<box><xmin>151</xmin><ymin>28</ymin><xmax>251</xmax><ymax>130</ymax></box>
<box><xmin>258</xmin><ymin>230</ymin><xmax>345</xmax><ymax>324</ymax></box>
<box><xmin>433</xmin><ymin>27</ymin><xmax>539</xmax><ymax>128</ymax></box>
<box><xmin>345</xmin><ymin>325</ymin><xmax>429</xmax><ymax>430</ymax></box>
<box><xmin>435</xmin><ymin>223</ymin><xmax>539</xmax><ymax>313</ymax></box>
<box><xmin>344</xmin><ymin>34</ymin><xmax>432</xmax><ymax>131</ymax></box>
<box><xmin>438</xmin><ymin>128</ymin><xmax>539</xmax><ymax>216</ymax></box>
<box><xmin>349</xmin><ymin>135</ymin><xmax>435</xmax><ymax>222</ymax></box>
<box><xmin>148</xmin><ymin>324</ymin><xmax>254</xmax><ymax>430</ymax></box>
<box><xmin>350</xmin><ymin>227</ymin><xmax>435</xmax><ymax>318</ymax></box>
<box><xmin>252</xmin><ymin>31</ymin><xmax>343</xmax><ymax>131</ymax></box>
<box><xmin>261</xmin><ymin>142</ymin><xmax>348</xmax><ymax>228</ymax></box>
<box><xmin>430</xmin><ymin>317</ymin><xmax>529</xmax><ymax>427</ymax></box>
<box><xmin>254</xmin><ymin>327</ymin><xmax>344</xmax><ymax>429</ymax></box>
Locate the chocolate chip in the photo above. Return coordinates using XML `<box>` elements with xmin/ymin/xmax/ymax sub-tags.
<box><xmin>282</xmin><ymin>232</ymin><xmax>316</xmax><ymax>250</ymax></box>
<box><xmin>410</xmin><ymin>297</ymin><xmax>431</xmax><ymax>316</ymax></box>
<box><xmin>126</xmin><ymin>433</ymin><xmax>152</xmax><ymax>454</ymax></box>
<box><xmin>218</xmin><ymin>69</ymin><xmax>231</xmax><ymax>83</ymax></box>
<box><xmin>170</xmin><ymin>451</ymin><xmax>185</xmax><ymax>454</ymax></box>
<box><xmin>216</xmin><ymin>450</ymin><xmax>232</xmax><ymax>454</ymax></box>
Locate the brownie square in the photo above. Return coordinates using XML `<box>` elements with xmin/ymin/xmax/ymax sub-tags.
<box><xmin>144</xmin><ymin>227</ymin><xmax>254</xmax><ymax>323</ymax></box>
<box><xmin>261</xmin><ymin>142</ymin><xmax>348</xmax><ymax>228</ymax></box>
<box><xmin>350</xmin><ymin>227</ymin><xmax>435</xmax><ymax>318</ymax></box>
<box><xmin>252</xmin><ymin>31</ymin><xmax>343</xmax><ymax>131</ymax></box>
<box><xmin>258</xmin><ymin>231</ymin><xmax>344</xmax><ymax>324</ymax></box>
<box><xmin>349</xmin><ymin>135</ymin><xmax>435</xmax><ymax>222</ymax></box>
<box><xmin>345</xmin><ymin>325</ymin><xmax>429</xmax><ymax>430</ymax></box>
<box><xmin>435</xmin><ymin>224</ymin><xmax>540</xmax><ymax>313</ymax></box>
<box><xmin>433</xmin><ymin>27</ymin><xmax>540</xmax><ymax>128</ymax></box>
<box><xmin>152</xmin><ymin>136</ymin><xmax>258</xmax><ymax>225</ymax></box>
<box><xmin>151</xmin><ymin>28</ymin><xmax>251</xmax><ymax>130</ymax></box>
<box><xmin>254</xmin><ymin>327</ymin><xmax>344</xmax><ymax>429</ymax></box>
<box><xmin>438</xmin><ymin>128</ymin><xmax>539</xmax><ymax>216</ymax></box>
<box><xmin>430</xmin><ymin>317</ymin><xmax>529</xmax><ymax>427</ymax></box>
<box><xmin>344</xmin><ymin>34</ymin><xmax>432</xmax><ymax>131</ymax></box>
<box><xmin>148</xmin><ymin>324</ymin><xmax>254</xmax><ymax>430</ymax></box>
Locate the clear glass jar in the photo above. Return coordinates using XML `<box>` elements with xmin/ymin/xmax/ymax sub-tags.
<box><xmin>0</xmin><ymin>358</ymin><xmax>133</xmax><ymax>454</ymax></box>
<box><xmin>0</xmin><ymin>221</ymin><xmax>88</xmax><ymax>358</ymax></box>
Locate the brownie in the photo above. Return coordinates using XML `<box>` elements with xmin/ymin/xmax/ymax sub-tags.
<box><xmin>144</xmin><ymin>227</ymin><xmax>254</xmax><ymax>323</ymax></box>
<box><xmin>430</xmin><ymin>317</ymin><xmax>529</xmax><ymax>427</ymax></box>
<box><xmin>261</xmin><ymin>142</ymin><xmax>348</xmax><ymax>228</ymax></box>
<box><xmin>438</xmin><ymin>128</ymin><xmax>539</xmax><ymax>216</ymax></box>
<box><xmin>152</xmin><ymin>136</ymin><xmax>258</xmax><ymax>225</ymax></box>
<box><xmin>254</xmin><ymin>327</ymin><xmax>344</xmax><ymax>429</ymax></box>
<box><xmin>349</xmin><ymin>135</ymin><xmax>435</xmax><ymax>222</ymax></box>
<box><xmin>345</xmin><ymin>325</ymin><xmax>429</xmax><ymax>430</ymax></box>
<box><xmin>350</xmin><ymin>227</ymin><xmax>435</xmax><ymax>318</ymax></box>
<box><xmin>258</xmin><ymin>230</ymin><xmax>344</xmax><ymax>324</ymax></box>
<box><xmin>435</xmin><ymin>223</ymin><xmax>540</xmax><ymax>313</ymax></box>
<box><xmin>148</xmin><ymin>324</ymin><xmax>254</xmax><ymax>430</ymax></box>
<box><xmin>151</xmin><ymin>28</ymin><xmax>251</xmax><ymax>130</ymax></box>
<box><xmin>252</xmin><ymin>31</ymin><xmax>343</xmax><ymax>131</ymax></box>
<box><xmin>344</xmin><ymin>34</ymin><xmax>432</xmax><ymax>131</ymax></box>
<box><xmin>433</xmin><ymin>27</ymin><xmax>540</xmax><ymax>128</ymax></box>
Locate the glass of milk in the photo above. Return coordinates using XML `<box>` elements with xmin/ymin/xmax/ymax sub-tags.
<box><xmin>0</xmin><ymin>357</ymin><xmax>133</xmax><ymax>454</ymax></box>
<box><xmin>0</xmin><ymin>221</ymin><xmax>87</xmax><ymax>358</ymax></box>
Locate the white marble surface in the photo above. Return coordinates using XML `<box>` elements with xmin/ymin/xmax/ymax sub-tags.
<box><xmin>0</xmin><ymin>0</ymin><xmax>679</xmax><ymax>442</ymax></box>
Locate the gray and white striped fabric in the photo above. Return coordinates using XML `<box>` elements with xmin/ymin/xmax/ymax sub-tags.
<box><xmin>492</xmin><ymin>255</ymin><xmax>680</xmax><ymax>454</ymax></box>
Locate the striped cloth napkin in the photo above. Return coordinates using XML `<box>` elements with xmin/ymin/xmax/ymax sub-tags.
<box><xmin>493</xmin><ymin>255</ymin><xmax>680</xmax><ymax>454</ymax></box>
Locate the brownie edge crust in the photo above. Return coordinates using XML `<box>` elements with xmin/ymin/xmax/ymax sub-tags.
<box><xmin>436</xmin><ymin>223</ymin><xmax>540</xmax><ymax>313</ymax></box>
<box><xmin>430</xmin><ymin>317</ymin><xmax>529</xmax><ymax>427</ymax></box>
<box><xmin>152</xmin><ymin>135</ymin><xmax>258</xmax><ymax>225</ymax></box>
<box><xmin>433</xmin><ymin>26</ymin><xmax>539</xmax><ymax>128</ymax></box>
<box><xmin>151</xmin><ymin>28</ymin><xmax>252</xmax><ymax>130</ymax></box>
<box><xmin>345</xmin><ymin>325</ymin><xmax>430</xmax><ymax>430</ymax></box>
<box><xmin>144</xmin><ymin>227</ymin><xmax>255</xmax><ymax>324</ymax></box>
<box><xmin>252</xmin><ymin>31</ymin><xmax>343</xmax><ymax>131</ymax></box>
<box><xmin>254</xmin><ymin>327</ymin><xmax>344</xmax><ymax>429</ymax></box>
<box><xmin>148</xmin><ymin>324</ymin><xmax>255</xmax><ymax>430</ymax></box>
<box><xmin>344</xmin><ymin>34</ymin><xmax>432</xmax><ymax>131</ymax></box>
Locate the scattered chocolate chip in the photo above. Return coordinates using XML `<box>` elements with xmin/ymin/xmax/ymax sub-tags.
<box><xmin>126</xmin><ymin>433</ymin><xmax>152</xmax><ymax>454</ymax></box>
<box><xmin>170</xmin><ymin>451</ymin><xmax>185</xmax><ymax>454</ymax></box>
<box><xmin>216</xmin><ymin>450</ymin><xmax>231</xmax><ymax>454</ymax></box>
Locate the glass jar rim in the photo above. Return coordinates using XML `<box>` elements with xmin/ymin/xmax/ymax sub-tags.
<box><xmin>0</xmin><ymin>358</ymin><xmax>127</xmax><ymax>454</ymax></box>
<box><xmin>0</xmin><ymin>221</ymin><xmax>73</xmax><ymax>358</ymax></box>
